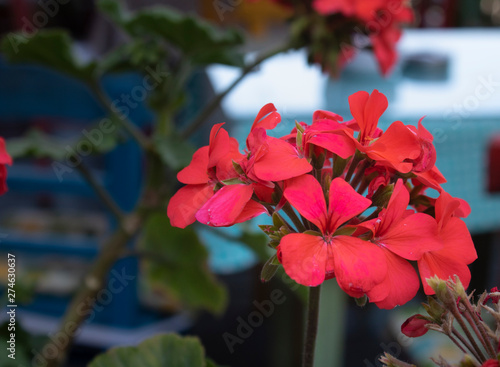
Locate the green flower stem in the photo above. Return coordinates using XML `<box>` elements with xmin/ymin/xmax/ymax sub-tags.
<box><xmin>303</xmin><ymin>285</ymin><xmax>321</xmax><ymax>367</ymax></box>
<box><xmin>447</xmin><ymin>290</ymin><xmax>487</xmax><ymax>363</ymax></box>
<box><xmin>180</xmin><ymin>41</ymin><xmax>297</xmax><ymax>139</ymax></box>
<box><xmin>45</xmin><ymin>150</ymin><xmax>166</xmax><ymax>367</ymax></box>
<box><xmin>451</xmin><ymin>327</ymin><xmax>482</xmax><ymax>362</ymax></box>
<box><xmin>90</xmin><ymin>82</ymin><xmax>151</xmax><ymax>151</ymax></box>
<box><xmin>75</xmin><ymin>161</ymin><xmax>125</xmax><ymax>223</ymax></box>
<box><xmin>461</xmin><ymin>299</ymin><xmax>497</xmax><ymax>358</ymax></box>
<box><xmin>283</xmin><ymin>203</ymin><xmax>307</xmax><ymax>233</ymax></box>
<box><xmin>344</xmin><ymin>153</ymin><xmax>362</xmax><ymax>183</ymax></box>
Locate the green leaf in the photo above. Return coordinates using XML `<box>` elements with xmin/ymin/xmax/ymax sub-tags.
<box><xmin>1</xmin><ymin>30</ymin><xmax>96</xmax><ymax>81</ymax></box>
<box><xmin>153</xmin><ymin>134</ymin><xmax>195</xmax><ymax>170</ymax></box>
<box><xmin>89</xmin><ymin>333</ymin><xmax>215</xmax><ymax>367</ymax></box>
<box><xmin>0</xmin><ymin>321</ymin><xmax>46</xmax><ymax>367</ymax></box>
<box><xmin>140</xmin><ymin>213</ymin><xmax>227</xmax><ymax>314</ymax></box>
<box><xmin>97</xmin><ymin>0</ymin><xmax>127</xmax><ymax>25</ymax></box>
<box><xmin>126</xmin><ymin>8</ymin><xmax>244</xmax><ymax>66</ymax></box>
<box><xmin>99</xmin><ymin>0</ymin><xmax>244</xmax><ymax>67</ymax></box>
<box><xmin>6</xmin><ymin>129</ymin><xmax>68</xmax><ymax>160</ymax></box>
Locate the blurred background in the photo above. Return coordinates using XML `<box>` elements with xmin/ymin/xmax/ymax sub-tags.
<box><xmin>0</xmin><ymin>0</ymin><xmax>500</xmax><ymax>366</ymax></box>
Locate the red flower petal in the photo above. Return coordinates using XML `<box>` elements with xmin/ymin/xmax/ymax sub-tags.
<box><xmin>254</xmin><ymin>137</ymin><xmax>312</xmax><ymax>181</ymax></box>
<box><xmin>327</xmin><ymin>177</ymin><xmax>371</xmax><ymax>233</ymax></box>
<box><xmin>481</xmin><ymin>360</ymin><xmax>500</xmax><ymax>367</ymax></box>
<box><xmin>284</xmin><ymin>175</ymin><xmax>328</xmax><ymax>231</ymax></box>
<box><xmin>196</xmin><ymin>184</ymin><xmax>253</xmax><ymax>227</ymax></box>
<box><xmin>280</xmin><ymin>233</ymin><xmax>329</xmax><ymax>286</ymax></box>
<box><xmin>251</xmin><ymin>103</ymin><xmax>281</xmax><ymax>131</ymax></box>
<box><xmin>307</xmin><ymin>133</ymin><xmax>355</xmax><ymax>159</ymax></box>
<box><xmin>368</xmin><ymin>250</ymin><xmax>420</xmax><ymax>309</ymax></box>
<box><xmin>167</xmin><ymin>184</ymin><xmax>214</xmax><ymax>228</ymax></box>
<box><xmin>348</xmin><ymin>90</ymin><xmax>388</xmax><ymax>143</ymax></box>
<box><xmin>312</xmin><ymin>110</ymin><xmax>343</xmax><ymax>122</ymax></box>
<box><xmin>177</xmin><ymin>146</ymin><xmax>209</xmax><ymax>185</ymax></box>
<box><xmin>401</xmin><ymin>314</ymin><xmax>430</xmax><ymax>337</ymax></box>
<box><xmin>332</xmin><ymin>235</ymin><xmax>387</xmax><ymax>298</ymax></box>
<box><xmin>364</xmin><ymin>121</ymin><xmax>421</xmax><ymax>173</ymax></box>
<box><xmin>208</xmin><ymin>123</ymin><xmax>231</xmax><ymax>168</ymax></box>
<box><xmin>233</xmin><ymin>200</ymin><xmax>268</xmax><ymax>224</ymax></box>
<box><xmin>380</xmin><ymin>213</ymin><xmax>442</xmax><ymax>260</ymax></box>
<box><xmin>418</xmin><ymin>253</ymin><xmax>472</xmax><ymax>295</ymax></box>
<box><xmin>0</xmin><ymin>138</ymin><xmax>12</xmax><ymax>165</ymax></box>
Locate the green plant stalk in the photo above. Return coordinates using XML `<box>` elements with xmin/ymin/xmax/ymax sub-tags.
<box><xmin>303</xmin><ymin>285</ymin><xmax>321</xmax><ymax>367</ymax></box>
<box><xmin>45</xmin><ymin>150</ymin><xmax>166</xmax><ymax>367</ymax></box>
<box><xmin>90</xmin><ymin>82</ymin><xmax>151</xmax><ymax>151</ymax></box>
<box><xmin>447</xmin><ymin>293</ymin><xmax>487</xmax><ymax>363</ymax></box>
<box><xmin>283</xmin><ymin>203</ymin><xmax>307</xmax><ymax>233</ymax></box>
<box><xmin>461</xmin><ymin>299</ymin><xmax>497</xmax><ymax>358</ymax></box>
<box><xmin>75</xmin><ymin>161</ymin><xmax>125</xmax><ymax>222</ymax></box>
<box><xmin>45</xmin><ymin>217</ymin><xmax>144</xmax><ymax>367</ymax></box>
<box><xmin>180</xmin><ymin>41</ymin><xmax>298</xmax><ymax>139</ymax></box>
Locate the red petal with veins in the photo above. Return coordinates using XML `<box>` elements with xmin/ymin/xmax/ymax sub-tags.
<box><xmin>364</xmin><ymin>121</ymin><xmax>421</xmax><ymax>173</ymax></box>
<box><xmin>332</xmin><ymin>235</ymin><xmax>387</xmax><ymax>298</ymax></box>
<box><xmin>284</xmin><ymin>175</ymin><xmax>328</xmax><ymax>231</ymax></box>
<box><xmin>251</xmin><ymin>103</ymin><xmax>280</xmax><ymax>131</ymax></box>
<box><xmin>327</xmin><ymin>177</ymin><xmax>371</xmax><ymax>233</ymax></box>
<box><xmin>348</xmin><ymin>90</ymin><xmax>388</xmax><ymax>143</ymax></box>
<box><xmin>167</xmin><ymin>184</ymin><xmax>214</xmax><ymax>228</ymax></box>
<box><xmin>254</xmin><ymin>137</ymin><xmax>312</xmax><ymax>181</ymax></box>
<box><xmin>208</xmin><ymin>123</ymin><xmax>230</xmax><ymax>168</ymax></box>
<box><xmin>280</xmin><ymin>233</ymin><xmax>329</xmax><ymax>286</ymax></box>
<box><xmin>196</xmin><ymin>184</ymin><xmax>253</xmax><ymax>227</ymax></box>
<box><xmin>368</xmin><ymin>250</ymin><xmax>420</xmax><ymax>309</ymax></box>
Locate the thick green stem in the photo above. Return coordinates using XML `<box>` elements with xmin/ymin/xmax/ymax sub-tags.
<box><xmin>303</xmin><ymin>285</ymin><xmax>321</xmax><ymax>367</ymax></box>
<box><xmin>180</xmin><ymin>42</ymin><xmax>297</xmax><ymax>139</ymax></box>
<box><xmin>45</xmin><ymin>216</ymin><xmax>144</xmax><ymax>367</ymax></box>
<box><xmin>45</xmin><ymin>151</ymin><xmax>166</xmax><ymax>367</ymax></box>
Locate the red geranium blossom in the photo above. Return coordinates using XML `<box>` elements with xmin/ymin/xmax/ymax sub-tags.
<box><xmin>361</xmin><ymin>179</ymin><xmax>442</xmax><ymax>308</ymax></box>
<box><xmin>418</xmin><ymin>191</ymin><xmax>477</xmax><ymax>295</ymax></box>
<box><xmin>279</xmin><ymin>174</ymin><xmax>387</xmax><ymax>296</ymax></box>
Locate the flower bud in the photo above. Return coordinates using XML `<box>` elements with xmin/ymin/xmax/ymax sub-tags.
<box><xmin>459</xmin><ymin>354</ymin><xmax>479</xmax><ymax>367</ymax></box>
<box><xmin>401</xmin><ymin>314</ymin><xmax>431</xmax><ymax>337</ymax></box>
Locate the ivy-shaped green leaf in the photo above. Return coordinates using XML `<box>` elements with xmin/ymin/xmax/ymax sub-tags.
<box><xmin>1</xmin><ymin>30</ymin><xmax>96</xmax><ymax>81</ymax></box>
<box><xmin>88</xmin><ymin>333</ymin><xmax>217</xmax><ymax>367</ymax></box>
<box><xmin>140</xmin><ymin>213</ymin><xmax>227</xmax><ymax>314</ymax></box>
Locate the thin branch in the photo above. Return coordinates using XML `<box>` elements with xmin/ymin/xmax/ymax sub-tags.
<box><xmin>45</xmin><ymin>216</ymin><xmax>144</xmax><ymax>367</ymax></box>
<box><xmin>75</xmin><ymin>161</ymin><xmax>125</xmax><ymax>223</ymax></box>
<box><xmin>180</xmin><ymin>42</ymin><xmax>297</xmax><ymax>139</ymax></box>
<box><xmin>90</xmin><ymin>82</ymin><xmax>151</xmax><ymax>151</ymax></box>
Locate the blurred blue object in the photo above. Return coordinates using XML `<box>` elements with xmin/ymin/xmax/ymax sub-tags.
<box><xmin>0</xmin><ymin>58</ymin><xmax>187</xmax><ymax>346</ymax></box>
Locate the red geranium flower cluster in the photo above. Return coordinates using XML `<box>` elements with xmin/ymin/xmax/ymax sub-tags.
<box><xmin>167</xmin><ymin>89</ymin><xmax>477</xmax><ymax>309</ymax></box>
<box><xmin>248</xmin><ymin>0</ymin><xmax>413</xmax><ymax>75</ymax></box>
